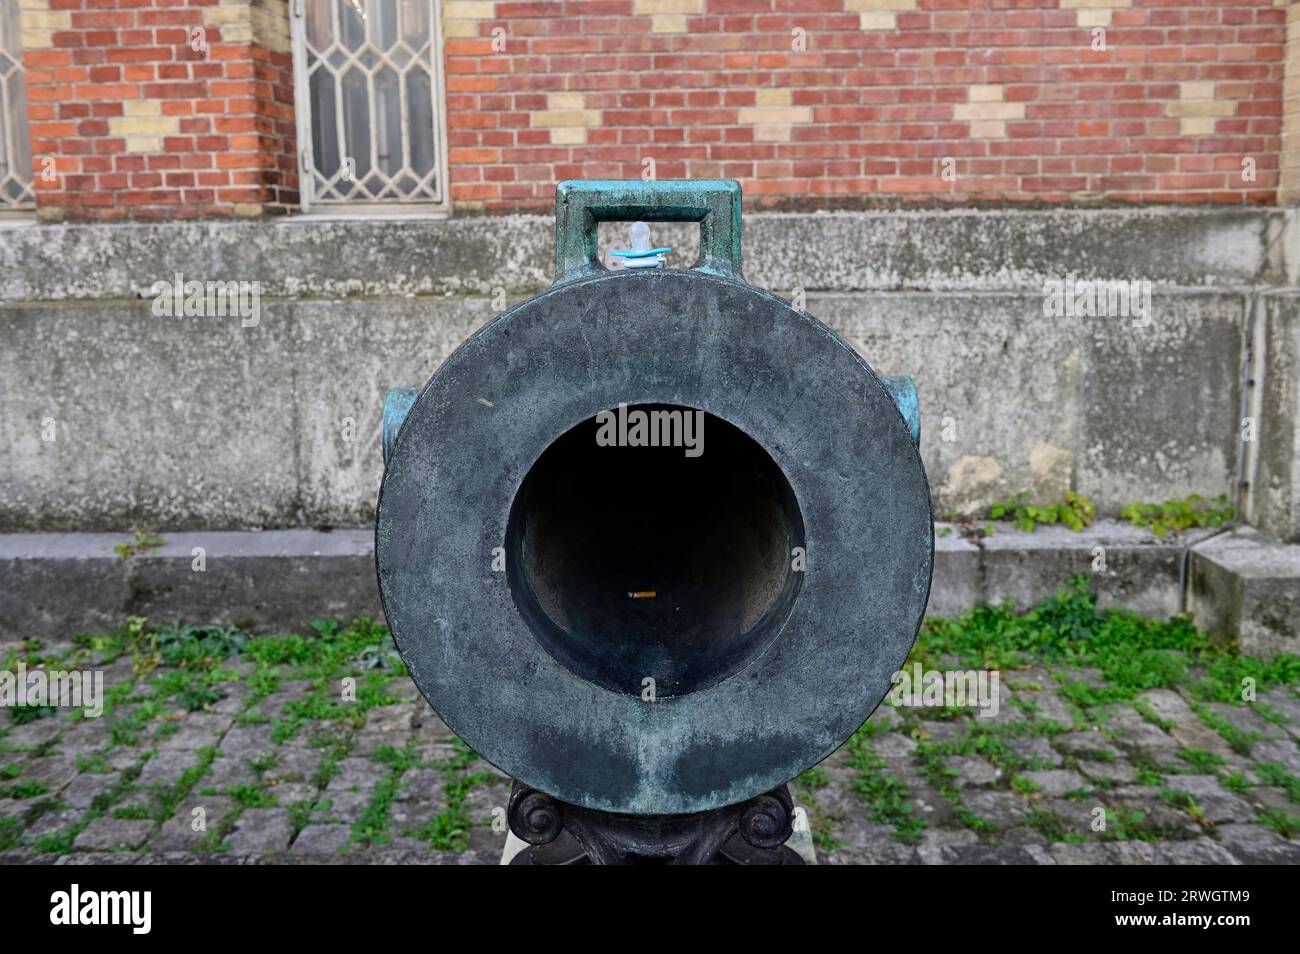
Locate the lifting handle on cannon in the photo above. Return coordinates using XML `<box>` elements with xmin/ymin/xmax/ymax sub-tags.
<box><xmin>553</xmin><ymin>179</ymin><xmax>744</xmax><ymax>286</ymax></box>
<box><xmin>381</xmin><ymin>178</ymin><xmax>920</xmax><ymax>465</ymax></box>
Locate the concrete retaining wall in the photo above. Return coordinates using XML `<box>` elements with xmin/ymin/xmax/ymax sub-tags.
<box><xmin>0</xmin><ymin>522</ymin><xmax>1201</xmax><ymax>639</ymax></box>
<box><xmin>8</xmin><ymin>522</ymin><xmax>1293</xmax><ymax>659</ymax></box>
<box><xmin>1255</xmin><ymin>292</ymin><xmax>1300</xmax><ymax>543</ymax></box>
<box><xmin>2</xmin><ymin>207</ymin><xmax>1295</xmax><ymax>536</ymax></box>
<box><xmin>1</xmin><ymin>207</ymin><xmax>1286</xmax><ymax>301</ymax></box>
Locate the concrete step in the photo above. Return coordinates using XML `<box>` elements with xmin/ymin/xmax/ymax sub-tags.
<box><xmin>0</xmin><ymin>523</ymin><xmax>1295</xmax><ymax>657</ymax></box>
<box><xmin>0</xmin><ymin>529</ymin><xmax>378</xmax><ymax>640</ymax></box>
<box><xmin>1189</xmin><ymin>527</ymin><xmax>1300</xmax><ymax>658</ymax></box>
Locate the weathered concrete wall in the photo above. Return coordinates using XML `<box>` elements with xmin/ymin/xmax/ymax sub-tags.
<box><xmin>0</xmin><ymin>208</ymin><xmax>1293</xmax><ymax>531</ymax></box>
<box><xmin>1254</xmin><ymin>292</ymin><xmax>1300</xmax><ymax>542</ymax></box>
<box><xmin>5</xmin><ymin>521</ymin><xmax>1273</xmax><ymax>648</ymax></box>
<box><xmin>0</xmin><ymin>207</ymin><xmax>1282</xmax><ymax>301</ymax></box>
<box><xmin>0</xmin><ymin>291</ymin><xmax>1251</xmax><ymax>529</ymax></box>
<box><xmin>0</xmin><ymin>531</ymin><xmax>379</xmax><ymax>639</ymax></box>
<box><xmin>0</xmin><ymin>522</ymin><xmax>1197</xmax><ymax>640</ymax></box>
<box><xmin>819</xmin><ymin>290</ymin><xmax>1245</xmax><ymax>517</ymax></box>
<box><xmin>0</xmin><ymin>299</ymin><xmax>488</xmax><ymax>529</ymax></box>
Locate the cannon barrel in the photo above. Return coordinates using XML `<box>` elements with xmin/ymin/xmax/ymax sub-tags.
<box><xmin>376</xmin><ymin>180</ymin><xmax>933</xmax><ymax>818</ymax></box>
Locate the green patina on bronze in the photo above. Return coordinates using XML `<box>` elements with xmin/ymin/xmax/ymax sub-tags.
<box><xmin>553</xmin><ymin>179</ymin><xmax>744</xmax><ymax>286</ymax></box>
<box><xmin>385</xmin><ymin>182</ymin><xmax>919</xmax><ymax>452</ymax></box>
<box><xmin>376</xmin><ymin>180</ymin><xmax>934</xmax><ymax>816</ymax></box>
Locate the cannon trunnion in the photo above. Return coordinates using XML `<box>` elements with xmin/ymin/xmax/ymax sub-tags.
<box><xmin>376</xmin><ymin>180</ymin><xmax>933</xmax><ymax>863</ymax></box>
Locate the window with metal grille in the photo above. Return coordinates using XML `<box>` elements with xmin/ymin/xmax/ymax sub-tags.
<box><xmin>0</xmin><ymin>0</ymin><xmax>33</xmax><ymax>210</ymax></box>
<box><xmin>291</xmin><ymin>0</ymin><xmax>449</xmax><ymax>211</ymax></box>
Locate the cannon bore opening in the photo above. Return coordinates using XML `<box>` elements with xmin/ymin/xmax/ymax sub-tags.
<box><xmin>506</xmin><ymin>404</ymin><xmax>805</xmax><ymax>697</ymax></box>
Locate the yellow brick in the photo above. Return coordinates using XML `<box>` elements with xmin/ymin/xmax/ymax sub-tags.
<box><xmin>1180</xmin><ymin>117</ymin><xmax>1217</xmax><ymax>135</ymax></box>
<box><xmin>222</xmin><ymin>23</ymin><xmax>254</xmax><ymax>43</ymax></box>
<box><xmin>547</xmin><ymin>92</ymin><xmax>585</xmax><ymax>110</ymax></box>
<box><xmin>444</xmin><ymin>1</ymin><xmax>495</xmax><ymax>18</ymax></box>
<box><xmin>531</xmin><ymin>109</ymin><xmax>600</xmax><ymax>128</ymax></box>
<box><xmin>233</xmin><ymin>203</ymin><xmax>265</xmax><ymax>218</ymax></box>
<box><xmin>250</xmin><ymin>4</ymin><xmax>290</xmax><ymax>53</ymax></box>
<box><xmin>954</xmin><ymin>101</ymin><xmax>1025</xmax><ymax>121</ymax></box>
<box><xmin>443</xmin><ymin>20</ymin><xmax>478</xmax><ymax>37</ymax></box>
<box><xmin>858</xmin><ymin>12</ymin><xmax>896</xmax><ymax>29</ymax></box>
<box><xmin>123</xmin><ymin>100</ymin><xmax>162</xmax><ymax>117</ymax></box>
<box><xmin>203</xmin><ymin>0</ymin><xmax>262</xmax><ymax>46</ymax></box>
<box><xmin>21</xmin><ymin>11</ymin><xmax>70</xmax><ymax>29</ymax></box>
<box><xmin>110</xmin><ymin>117</ymin><xmax>180</xmax><ymax>136</ymax></box>
<box><xmin>633</xmin><ymin>0</ymin><xmax>703</xmax><ymax>13</ymax></box>
<box><xmin>22</xmin><ymin>31</ymin><xmax>53</xmax><ymax>49</ymax></box>
<box><xmin>969</xmin><ymin>120</ymin><xmax>1007</xmax><ymax>139</ymax></box>
<box><xmin>968</xmin><ymin>85</ymin><xmax>1004</xmax><ymax>103</ymax></box>
<box><xmin>551</xmin><ymin>127</ymin><xmax>586</xmax><ymax>145</ymax></box>
<box><xmin>738</xmin><ymin>106</ymin><xmax>811</xmax><ymax>126</ymax></box>
<box><xmin>1059</xmin><ymin>0</ymin><xmax>1130</xmax><ymax>7</ymax></box>
<box><xmin>123</xmin><ymin>137</ymin><xmax>163</xmax><ymax>154</ymax></box>
<box><xmin>753</xmin><ymin>124</ymin><xmax>794</xmax><ymax>142</ymax></box>
<box><xmin>1166</xmin><ymin>100</ymin><xmax>1233</xmax><ymax>118</ymax></box>
<box><xmin>755</xmin><ymin>88</ymin><xmax>792</xmax><ymax>106</ymax></box>
<box><xmin>846</xmin><ymin>0</ymin><xmax>915</xmax><ymax>10</ymax></box>
<box><xmin>1179</xmin><ymin>81</ymin><xmax>1216</xmax><ymax>100</ymax></box>
<box><xmin>650</xmin><ymin>15</ymin><xmax>688</xmax><ymax>32</ymax></box>
<box><xmin>1076</xmin><ymin>10</ymin><xmax>1111</xmax><ymax>27</ymax></box>
<box><xmin>203</xmin><ymin>7</ymin><xmax>247</xmax><ymax>26</ymax></box>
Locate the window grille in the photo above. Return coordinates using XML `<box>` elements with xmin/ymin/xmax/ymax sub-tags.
<box><xmin>292</xmin><ymin>0</ymin><xmax>449</xmax><ymax>210</ymax></box>
<box><xmin>0</xmin><ymin>0</ymin><xmax>33</xmax><ymax>210</ymax></box>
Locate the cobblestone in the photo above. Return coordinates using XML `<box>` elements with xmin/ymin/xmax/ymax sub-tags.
<box><xmin>3</xmin><ymin>629</ymin><xmax>1298</xmax><ymax>866</ymax></box>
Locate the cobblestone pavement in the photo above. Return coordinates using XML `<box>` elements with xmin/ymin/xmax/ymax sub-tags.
<box><xmin>2</xmin><ymin>622</ymin><xmax>1299</xmax><ymax>865</ymax></box>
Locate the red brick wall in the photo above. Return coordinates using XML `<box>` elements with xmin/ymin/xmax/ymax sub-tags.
<box><xmin>446</xmin><ymin>0</ymin><xmax>1288</xmax><ymax>211</ymax></box>
<box><xmin>23</xmin><ymin>0</ymin><xmax>297</xmax><ymax>221</ymax></box>
<box><xmin>18</xmin><ymin>0</ymin><xmax>1292</xmax><ymax>220</ymax></box>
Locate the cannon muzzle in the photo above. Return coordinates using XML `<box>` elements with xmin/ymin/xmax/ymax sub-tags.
<box><xmin>376</xmin><ymin>180</ymin><xmax>933</xmax><ymax>818</ymax></box>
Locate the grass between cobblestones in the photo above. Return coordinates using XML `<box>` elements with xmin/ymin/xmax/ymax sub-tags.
<box><xmin>2</xmin><ymin>575</ymin><xmax>1299</xmax><ymax>862</ymax></box>
<box><xmin>793</xmin><ymin>576</ymin><xmax>1300</xmax><ymax>857</ymax></box>
<box><xmin>1</xmin><ymin>616</ymin><xmax>508</xmax><ymax>857</ymax></box>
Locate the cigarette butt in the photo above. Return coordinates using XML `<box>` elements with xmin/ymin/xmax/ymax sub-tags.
<box><xmin>627</xmin><ymin>590</ymin><xmax>657</xmax><ymax>599</ymax></box>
